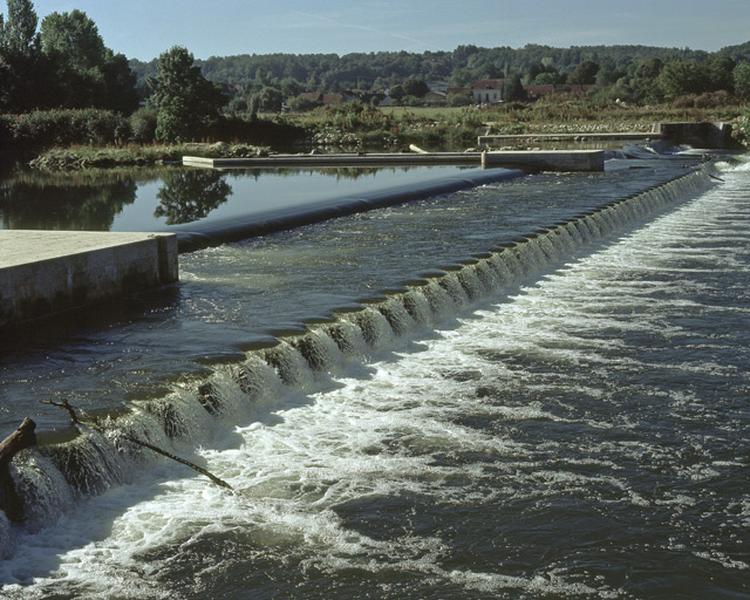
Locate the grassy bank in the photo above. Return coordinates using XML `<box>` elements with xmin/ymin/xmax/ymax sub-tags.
<box><xmin>18</xmin><ymin>99</ymin><xmax>750</xmax><ymax>171</ymax></box>
<box><xmin>285</xmin><ymin>100</ymin><xmax>749</xmax><ymax>151</ymax></box>
<box><xmin>29</xmin><ymin>142</ymin><xmax>270</xmax><ymax>170</ymax></box>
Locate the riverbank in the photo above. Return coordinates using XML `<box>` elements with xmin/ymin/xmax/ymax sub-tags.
<box><xmin>28</xmin><ymin>142</ymin><xmax>271</xmax><ymax>171</ymax></box>
<box><xmin>285</xmin><ymin>100</ymin><xmax>749</xmax><ymax>151</ymax></box>
<box><xmin>12</xmin><ymin>101</ymin><xmax>750</xmax><ymax>171</ymax></box>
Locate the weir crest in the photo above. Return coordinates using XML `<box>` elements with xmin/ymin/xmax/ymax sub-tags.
<box><xmin>2</xmin><ymin>164</ymin><xmax>717</xmax><ymax>553</ymax></box>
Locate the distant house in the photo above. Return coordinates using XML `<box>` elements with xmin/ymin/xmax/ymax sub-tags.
<box><xmin>471</xmin><ymin>79</ymin><xmax>506</xmax><ymax>104</ymax></box>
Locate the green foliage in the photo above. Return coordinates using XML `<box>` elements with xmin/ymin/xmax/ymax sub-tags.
<box><xmin>532</xmin><ymin>71</ymin><xmax>559</xmax><ymax>85</ymax></box>
<box><xmin>0</xmin><ymin>2</ymin><xmax>138</xmax><ymax>114</ymax></box>
<box><xmin>389</xmin><ymin>84</ymin><xmax>405</xmax><ymax>101</ymax></box>
<box><xmin>705</xmin><ymin>55</ymin><xmax>736</xmax><ymax>91</ymax></box>
<box><xmin>504</xmin><ymin>74</ymin><xmax>527</xmax><ymax>101</ymax></box>
<box><xmin>658</xmin><ymin>60</ymin><xmax>711</xmax><ymax>98</ymax></box>
<box><xmin>39</xmin><ymin>10</ymin><xmax>138</xmax><ymax>113</ymax></box>
<box><xmin>40</xmin><ymin>10</ymin><xmax>105</xmax><ymax>71</ymax></box>
<box><xmin>155</xmin><ymin>170</ymin><xmax>232</xmax><ymax>224</ymax></box>
<box><xmin>126</xmin><ymin>41</ymin><xmax>737</xmax><ymax>111</ymax></box>
<box><xmin>671</xmin><ymin>90</ymin><xmax>736</xmax><ymax>109</ymax></box>
<box><xmin>733</xmin><ymin>111</ymin><xmax>750</xmax><ymax>148</ymax></box>
<box><xmin>150</xmin><ymin>46</ymin><xmax>226</xmax><ymax>143</ymax></box>
<box><xmin>0</xmin><ymin>0</ymin><xmax>38</xmax><ymax>57</ymax></box>
<box><xmin>402</xmin><ymin>78</ymin><xmax>429</xmax><ymax>98</ymax></box>
<box><xmin>734</xmin><ymin>62</ymin><xmax>750</xmax><ymax>100</ymax></box>
<box><xmin>288</xmin><ymin>94</ymin><xmax>320</xmax><ymax>112</ymax></box>
<box><xmin>256</xmin><ymin>86</ymin><xmax>283</xmax><ymax>112</ymax></box>
<box><xmin>447</xmin><ymin>92</ymin><xmax>472</xmax><ymax>107</ymax></box>
<box><xmin>226</xmin><ymin>97</ymin><xmax>247</xmax><ymax>114</ymax></box>
<box><xmin>0</xmin><ymin>108</ymin><xmax>130</xmax><ymax>151</ymax></box>
<box><xmin>129</xmin><ymin>107</ymin><xmax>157</xmax><ymax>144</ymax></box>
<box><xmin>567</xmin><ymin>60</ymin><xmax>599</xmax><ymax>84</ymax></box>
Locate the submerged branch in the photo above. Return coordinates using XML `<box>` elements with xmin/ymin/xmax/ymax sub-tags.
<box><xmin>43</xmin><ymin>400</ymin><xmax>234</xmax><ymax>491</ymax></box>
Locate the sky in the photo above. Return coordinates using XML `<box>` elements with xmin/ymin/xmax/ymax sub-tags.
<box><xmin>10</xmin><ymin>0</ymin><xmax>750</xmax><ymax>60</ymax></box>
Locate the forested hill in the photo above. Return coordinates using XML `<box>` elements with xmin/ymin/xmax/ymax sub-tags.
<box><xmin>129</xmin><ymin>43</ymin><xmax>720</xmax><ymax>93</ymax></box>
<box><xmin>718</xmin><ymin>40</ymin><xmax>750</xmax><ymax>61</ymax></box>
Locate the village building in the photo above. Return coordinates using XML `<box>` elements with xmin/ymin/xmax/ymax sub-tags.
<box><xmin>471</xmin><ymin>79</ymin><xmax>506</xmax><ymax>104</ymax></box>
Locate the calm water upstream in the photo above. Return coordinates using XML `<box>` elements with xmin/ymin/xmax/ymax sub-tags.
<box><xmin>0</xmin><ymin>157</ymin><xmax>748</xmax><ymax>599</ymax></box>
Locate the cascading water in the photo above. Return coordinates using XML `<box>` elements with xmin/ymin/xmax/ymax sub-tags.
<box><xmin>3</xmin><ymin>161</ymin><xmax>748</xmax><ymax>599</ymax></box>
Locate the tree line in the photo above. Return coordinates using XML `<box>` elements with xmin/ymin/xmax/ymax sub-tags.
<box><xmin>1</xmin><ymin>0</ymin><xmax>749</xmax><ymax>147</ymax></box>
<box><xmin>130</xmin><ymin>40</ymin><xmax>750</xmax><ymax>109</ymax></box>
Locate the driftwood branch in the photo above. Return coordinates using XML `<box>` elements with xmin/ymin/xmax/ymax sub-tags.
<box><xmin>0</xmin><ymin>418</ymin><xmax>37</xmax><ymax>522</ymax></box>
<box><xmin>42</xmin><ymin>399</ymin><xmax>83</xmax><ymax>425</ymax></box>
<box><xmin>118</xmin><ymin>433</ymin><xmax>233</xmax><ymax>490</ymax></box>
<box><xmin>44</xmin><ymin>400</ymin><xmax>233</xmax><ymax>491</ymax></box>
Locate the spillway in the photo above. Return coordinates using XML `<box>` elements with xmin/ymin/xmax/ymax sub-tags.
<box><xmin>0</xmin><ymin>156</ymin><xmax>748</xmax><ymax>599</ymax></box>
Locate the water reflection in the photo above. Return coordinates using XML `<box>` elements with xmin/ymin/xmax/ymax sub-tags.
<box><xmin>0</xmin><ymin>165</ymin><xmax>471</xmax><ymax>231</ymax></box>
<box><xmin>155</xmin><ymin>170</ymin><xmax>233</xmax><ymax>225</ymax></box>
<box><xmin>0</xmin><ymin>170</ymin><xmax>140</xmax><ymax>230</ymax></box>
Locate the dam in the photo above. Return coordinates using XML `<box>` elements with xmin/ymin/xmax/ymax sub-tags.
<box><xmin>0</xmin><ymin>151</ymin><xmax>748</xmax><ymax>599</ymax></box>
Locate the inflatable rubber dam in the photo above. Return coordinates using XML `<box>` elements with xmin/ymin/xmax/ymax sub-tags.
<box><xmin>1</xmin><ymin>154</ymin><xmax>749</xmax><ymax>599</ymax></box>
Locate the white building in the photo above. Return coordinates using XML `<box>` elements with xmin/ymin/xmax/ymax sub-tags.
<box><xmin>471</xmin><ymin>79</ymin><xmax>506</xmax><ymax>104</ymax></box>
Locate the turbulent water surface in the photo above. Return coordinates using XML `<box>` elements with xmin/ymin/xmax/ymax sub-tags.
<box><xmin>0</xmin><ymin>158</ymin><xmax>748</xmax><ymax>599</ymax></box>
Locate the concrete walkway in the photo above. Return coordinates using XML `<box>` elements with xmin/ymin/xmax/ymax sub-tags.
<box><xmin>0</xmin><ymin>231</ymin><xmax>178</xmax><ymax>329</ymax></box>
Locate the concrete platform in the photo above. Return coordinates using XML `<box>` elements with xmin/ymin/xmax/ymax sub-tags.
<box><xmin>183</xmin><ymin>150</ymin><xmax>605</xmax><ymax>172</ymax></box>
<box><xmin>0</xmin><ymin>231</ymin><xmax>178</xmax><ymax>329</ymax></box>
<box><xmin>478</xmin><ymin>132</ymin><xmax>660</xmax><ymax>146</ymax></box>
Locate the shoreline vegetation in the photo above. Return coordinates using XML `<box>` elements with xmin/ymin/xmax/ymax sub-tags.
<box><xmin>0</xmin><ymin>1</ymin><xmax>748</xmax><ymax>173</ymax></box>
<box><xmin>14</xmin><ymin>100</ymin><xmax>749</xmax><ymax>172</ymax></box>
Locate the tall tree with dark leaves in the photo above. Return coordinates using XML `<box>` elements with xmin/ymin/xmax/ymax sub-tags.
<box><xmin>0</xmin><ymin>0</ymin><xmax>38</xmax><ymax>57</ymax></box>
<box><xmin>38</xmin><ymin>9</ymin><xmax>138</xmax><ymax>113</ymax></box>
<box><xmin>150</xmin><ymin>46</ymin><xmax>226</xmax><ymax>142</ymax></box>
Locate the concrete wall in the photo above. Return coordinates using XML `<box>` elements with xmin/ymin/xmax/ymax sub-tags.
<box><xmin>659</xmin><ymin>122</ymin><xmax>733</xmax><ymax>149</ymax></box>
<box><xmin>0</xmin><ymin>232</ymin><xmax>178</xmax><ymax>329</ymax></box>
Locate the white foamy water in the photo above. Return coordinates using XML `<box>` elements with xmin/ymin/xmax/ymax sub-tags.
<box><xmin>2</xmin><ymin>165</ymin><xmax>749</xmax><ymax>599</ymax></box>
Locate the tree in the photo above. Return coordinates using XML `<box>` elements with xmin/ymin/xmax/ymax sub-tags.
<box><xmin>567</xmin><ymin>60</ymin><xmax>600</xmax><ymax>85</ymax></box>
<box><xmin>635</xmin><ymin>58</ymin><xmax>664</xmax><ymax>80</ymax></box>
<box><xmin>36</xmin><ymin>9</ymin><xmax>137</xmax><ymax>113</ymax></box>
<box><xmin>256</xmin><ymin>86</ymin><xmax>282</xmax><ymax>112</ymax></box>
<box><xmin>734</xmin><ymin>61</ymin><xmax>750</xmax><ymax>100</ymax></box>
<box><xmin>402</xmin><ymin>78</ymin><xmax>429</xmax><ymax>98</ymax></box>
<box><xmin>155</xmin><ymin>171</ymin><xmax>232</xmax><ymax>224</ymax></box>
<box><xmin>99</xmin><ymin>51</ymin><xmax>139</xmax><ymax>114</ymax></box>
<box><xmin>40</xmin><ymin>10</ymin><xmax>105</xmax><ymax>71</ymax></box>
<box><xmin>389</xmin><ymin>84</ymin><xmax>405</xmax><ymax>101</ymax></box>
<box><xmin>705</xmin><ymin>55</ymin><xmax>735</xmax><ymax>92</ymax></box>
<box><xmin>659</xmin><ymin>59</ymin><xmax>710</xmax><ymax>98</ymax></box>
<box><xmin>149</xmin><ymin>46</ymin><xmax>226</xmax><ymax>142</ymax></box>
<box><xmin>532</xmin><ymin>71</ymin><xmax>559</xmax><ymax>85</ymax></box>
<box><xmin>503</xmin><ymin>73</ymin><xmax>527</xmax><ymax>101</ymax></box>
<box><xmin>0</xmin><ymin>0</ymin><xmax>38</xmax><ymax>57</ymax></box>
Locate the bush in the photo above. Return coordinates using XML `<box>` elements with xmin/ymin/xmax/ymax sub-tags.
<box><xmin>733</xmin><ymin>111</ymin><xmax>750</xmax><ymax>148</ymax></box>
<box><xmin>448</xmin><ymin>93</ymin><xmax>472</xmax><ymax>107</ymax></box>
<box><xmin>671</xmin><ymin>90</ymin><xmax>737</xmax><ymax>109</ymax></box>
<box><xmin>0</xmin><ymin>109</ymin><xmax>130</xmax><ymax>152</ymax></box>
<box><xmin>288</xmin><ymin>94</ymin><xmax>321</xmax><ymax>112</ymax></box>
<box><xmin>129</xmin><ymin>107</ymin><xmax>158</xmax><ymax>144</ymax></box>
